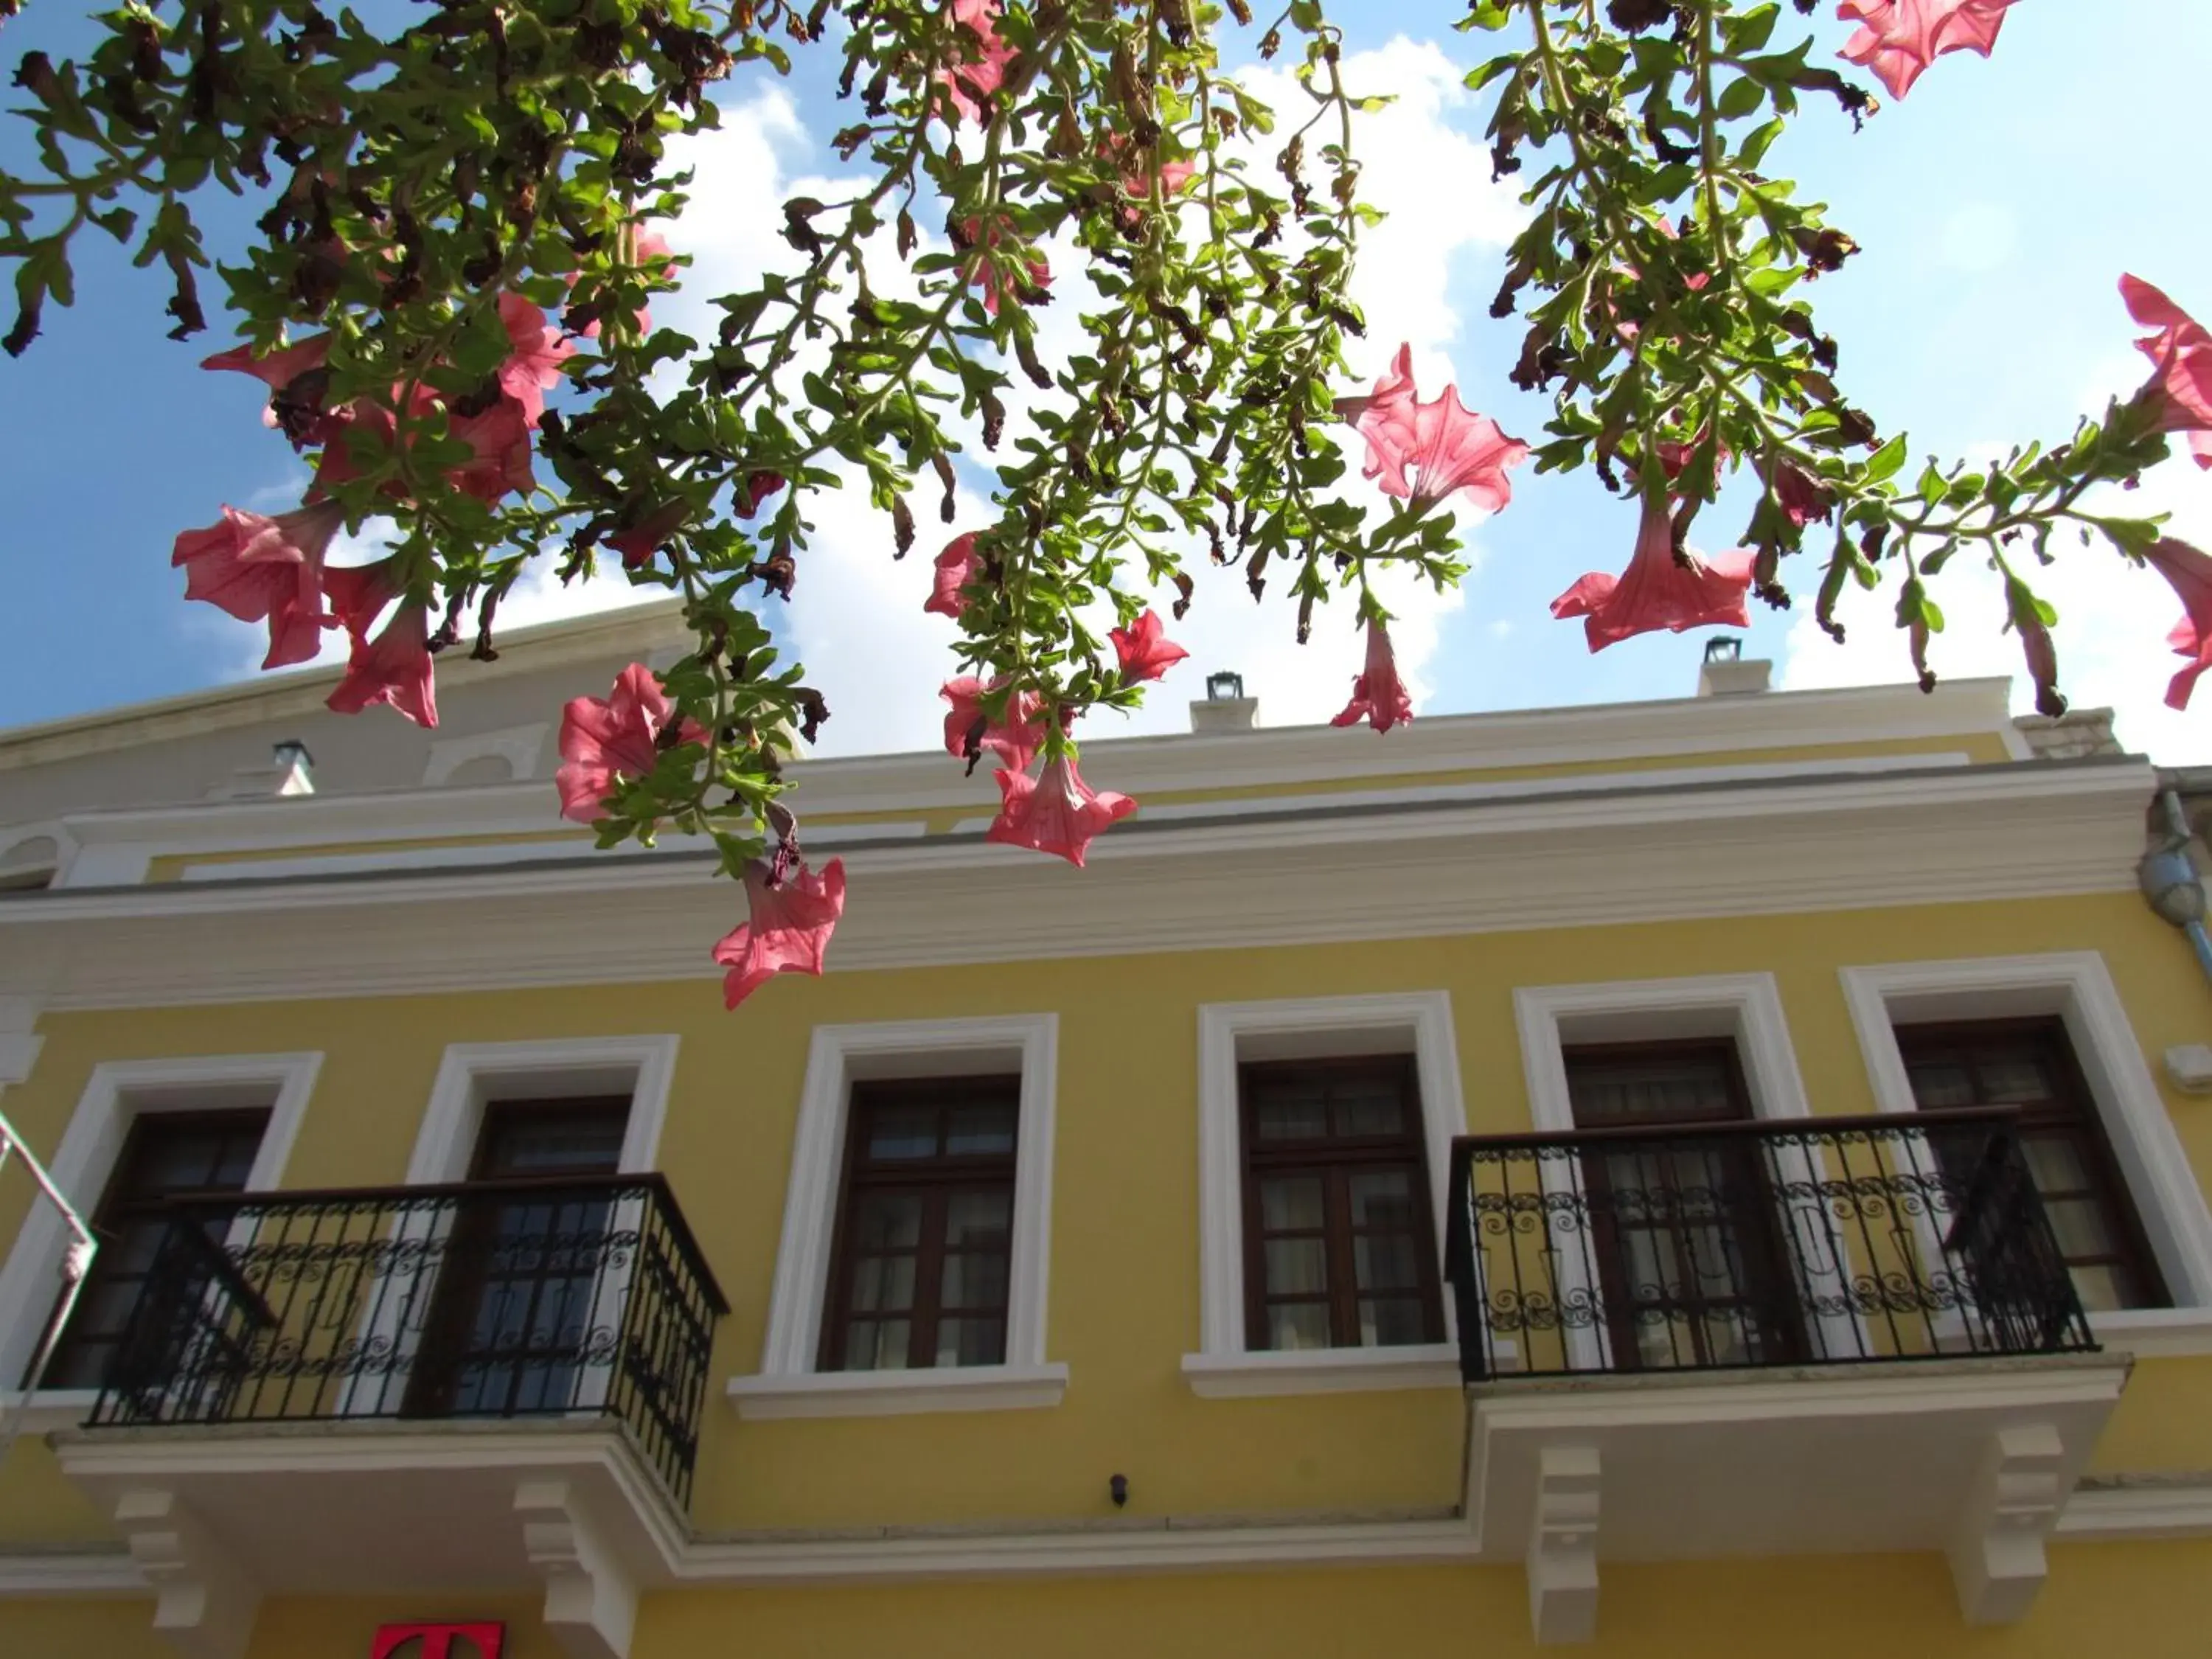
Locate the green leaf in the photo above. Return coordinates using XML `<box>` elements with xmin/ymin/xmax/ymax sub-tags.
<box><xmin>1716</xmin><ymin>77</ymin><xmax>1766</xmax><ymax>121</ymax></box>
<box><xmin>1863</xmin><ymin>434</ymin><xmax>1907</xmax><ymax>484</ymax></box>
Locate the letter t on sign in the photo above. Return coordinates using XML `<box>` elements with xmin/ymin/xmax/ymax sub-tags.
<box><xmin>370</xmin><ymin>1623</ymin><xmax>506</xmax><ymax>1659</ymax></box>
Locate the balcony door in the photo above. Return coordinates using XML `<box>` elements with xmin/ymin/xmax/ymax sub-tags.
<box><xmin>403</xmin><ymin>1097</ymin><xmax>630</xmax><ymax>1419</ymax></box>
<box><xmin>1564</xmin><ymin>1041</ymin><xmax>1806</xmax><ymax>1370</ymax></box>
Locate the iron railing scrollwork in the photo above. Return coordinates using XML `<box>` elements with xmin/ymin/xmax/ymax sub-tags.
<box><xmin>86</xmin><ymin>1174</ymin><xmax>727</xmax><ymax>1505</ymax></box>
<box><xmin>1441</xmin><ymin>1107</ymin><xmax>2096</xmax><ymax>1382</ymax></box>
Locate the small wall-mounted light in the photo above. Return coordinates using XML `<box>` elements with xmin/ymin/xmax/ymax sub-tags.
<box><xmin>1108</xmin><ymin>1472</ymin><xmax>1129</xmax><ymax>1509</ymax></box>
<box><xmin>1205</xmin><ymin>671</ymin><xmax>1245</xmax><ymax>703</ymax></box>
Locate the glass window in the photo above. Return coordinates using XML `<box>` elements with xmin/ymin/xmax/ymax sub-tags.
<box><xmin>41</xmin><ymin>1108</ymin><xmax>271</xmax><ymax>1390</ymax></box>
<box><xmin>822</xmin><ymin>1077</ymin><xmax>1021</xmax><ymax>1371</ymax></box>
<box><xmin>1897</xmin><ymin>1018</ymin><xmax>2167</xmax><ymax>1314</ymax></box>
<box><xmin>1238</xmin><ymin>1057</ymin><xmax>1443</xmax><ymax>1352</ymax></box>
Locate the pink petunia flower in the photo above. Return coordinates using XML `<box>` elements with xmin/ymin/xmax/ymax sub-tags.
<box><xmin>1837</xmin><ymin>0</ymin><xmax>2020</xmax><ymax>100</ymax></box>
<box><xmin>1109</xmin><ymin>609</ymin><xmax>1189</xmax><ymax>684</ymax></box>
<box><xmin>960</xmin><ymin>217</ymin><xmax>1051</xmax><ymax>317</ymax></box>
<box><xmin>2143</xmin><ymin>538</ymin><xmax>2212</xmax><ymax>712</ymax></box>
<box><xmin>2122</xmin><ymin>274</ymin><xmax>2212</xmax><ymax>472</ymax></box>
<box><xmin>940</xmin><ymin>676</ymin><xmax>1048</xmax><ymax>773</ymax></box>
<box><xmin>1342</xmin><ymin>344</ymin><xmax>1528</xmax><ymax>512</ymax></box>
<box><xmin>935</xmin><ymin>0</ymin><xmax>1018</xmax><ymax>125</ymax></box>
<box><xmin>987</xmin><ymin>754</ymin><xmax>1136</xmax><ymax>867</ymax></box>
<box><xmin>557</xmin><ymin>662</ymin><xmax>697</xmax><ymax>823</ymax></box>
<box><xmin>1330</xmin><ymin>617</ymin><xmax>1416</xmax><ymax>734</ymax></box>
<box><xmin>327</xmin><ymin>599</ymin><xmax>438</xmax><ymax>728</ymax></box>
<box><xmin>713</xmin><ymin>856</ymin><xmax>846</xmax><ymax>1009</ymax></box>
<box><xmin>495</xmin><ymin>293</ymin><xmax>575</xmax><ymax>428</ymax></box>
<box><xmin>445</xmin><ymin>396</ymin><xmax>537</xmax><ymax>503</ymax></box>
<box><xmin>171</xmin><ymin>501</ymin><xmax>346</xmax><ymax>669</ymax></box>
<box><xmin>1551</xmin><ymin>489</ymin><xmax>1756</xmax><ymax>652</ymax></box>
<box><xmin>926</xmin><ymin>532</ymin><xmax>984</xmax><ymax>618</ymax></box>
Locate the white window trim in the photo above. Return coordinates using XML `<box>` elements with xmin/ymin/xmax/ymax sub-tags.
<box><xmin>1510</xmin><ymin>973</ymin><xmax>1840</xmax><ymax>1371</ymax></box>
<box><xmin>729</xmin><ymin>1014</ymin><xmax>1063</xmax><ymax>1419</ymax></box>
<box><xmin>1183</xmin><ymin>992</ymin><xmax>1468</xmax><ymax>1399</ymax></box>
<box><xmin>0</xmin><ymin>1051</ymin><xmax>321</xmax><ymax>1425</ymax></box>
<box><xmin>408</xmin><ymin>1034</ymin><xmax>679</xmax><ymax>1182</ymax></box>
<box><xmin>1840</xmin><ymin>952</ymin><xmax>2212</xmax><ymax>1357</ymax></box>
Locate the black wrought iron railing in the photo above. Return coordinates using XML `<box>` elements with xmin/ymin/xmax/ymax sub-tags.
<box><xmin>85</xmin><ymin>1175</ymin><xmax>728</xmax><ymax>1504</ymax></box>
<box><xmin>1442</xmin><ymin>1107</ymin><xmax>2096</xmax><ymax>1382</ymax></box>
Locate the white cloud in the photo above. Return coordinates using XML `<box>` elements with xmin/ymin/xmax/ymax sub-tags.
<box><xmin>1778</xmin><ymin>462</ymin><xmax>2212</xmax><ymax>764</ymax></box>
<box><xmin>654</xmin><ymin>41</ymin><xmax>1517</xmax><ymax>757</ymax></box>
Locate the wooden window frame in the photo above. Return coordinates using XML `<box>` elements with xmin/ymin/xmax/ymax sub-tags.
<box><xmin>1236</xmin><ymin>1054</ymin><xmax>1445</xmax><ymax>1353</ymax></box>
<box><xmin>1896</xmin><ymin>1016</ymin><xmax>2169</xmax><ymax>1312</ymax></box>
<box><xmin>41</xmin><ymin>1106</ymin><xmax>274</xmax><ymax>1389</ymax></box>
<box><xmin>818</xmin><ymin>1075</ymin><xmax>1022</xmax><ymax>1374</ymax></box>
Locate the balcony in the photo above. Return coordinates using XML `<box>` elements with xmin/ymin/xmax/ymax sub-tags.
<box><xmin>1442</xmin><ymin>1108</ymin><xmax>2131</xmax><ymax>1641</ymax></box>
<box><xmin>49</xmin><ymin>1175</ymin><xmax>726</xmax><ymax>1659</ymax></box>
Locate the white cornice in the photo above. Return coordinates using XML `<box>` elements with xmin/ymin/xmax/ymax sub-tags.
<box><xmin>0</xmin><ymin>759</ymin><xmax>2154</xmax><ymax>1010</ymax></box>
<box><xmin>0</xmin><ymin>600</ymin><xmax>690</xmax><ymax>774</ymax></box>
<box><xmin>8</xmin><ymin>1470</ymin><xmax>2212</xmax><ymax>1597</ymax></box>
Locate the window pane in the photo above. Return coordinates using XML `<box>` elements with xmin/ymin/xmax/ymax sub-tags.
<box><xmin>1358</xmin><ymin>1296</ymin><xmax>1430</xmax><ymax>1348</ymax></box>
<box><xmin>933</xmin><ymin>1315</ymin><xmax>1006</xmax><ymax>1368</ymax></box>
<box><xmin>1975</xmin><ymin>1054</ymin><xmax>2057</xmax><ymax>1102</ymax></box>
<box><xmin>1354</xmin><ymin>1232</ymin><xmax>1421</xmax><ymax>1293</ymax></box>
<box><xmin>1259</xmin><ymin>1176</ymin><xmax>1324</xmax><ymax>1231</ymax></box>
<box><xmin>2044</xmin><ymin>1197</ymin><xmax>2119</xmax><ymax>1259</ymax></box>
<box><xmin>1333</xmin><ymin>1085</ymin><xmax>1405</xmax><ymax>1139</ymax></box>
<box><xmin>1253</xmin><ymin>1091</ymin><xmax>1328</xmax><ymax>1142</ymax></box>
<box><xmin>850</xmin><ymin>1255</ymin><xmax>916</xmax><ymax>1314</ymax></box>
<box><xmin>1347</xmin><ymin>1169</ymin><xmax>1415</xmax><ymax>1228</ymax></box>
<box><xmin>844</xmin><ymin>1318</ymin><xmax>911</xmax><ymax>1371</ymax></box>
<box><xmin>945</xmin><ymin>1190</ymin><xmax>1012</xmax><ymax>1246</ymax></box>
<box><xmin>852</xmin><ymin>1192</ymin><xmax>923</xmax><ymax>1251</ymax></box>
<box><xmin>864</xmin><ymin>1107</ymin><xmax>939</xmax><ymax>1161</ymax></box>
<box><xmin>1905</xmin><ymin>1061</ymin><xmax>1976</xmax><ymax>1110</ymax></box>
<box><xmin>2070</xmin><ymin>1264</ymin><xmax>2133</xmax><ymax>1314</ymax></box>
<box><xmin>945</xmin><ymin>1103</ymin><xmax>1017</xmax><ymax>1156</ymax></box>
<box><xmin>2022</xmin><ymin>1134</ymin><xmax>2093</xmax><ymax>1194</ymax></box>
<box><xmin>1264</xmin><ymin>1303</ymin><xmax>1332</xmax><ymax>1351</ymax></box>
<box><xmin>1264</xmin><ymin>1238</ymin><xmax>1328</xmax><ymax>1297</ymax></box>
<box><xmin>941</xmin><ymin>1250</ymin><xmax>1009</xmax><ymax>1311</ymax></box>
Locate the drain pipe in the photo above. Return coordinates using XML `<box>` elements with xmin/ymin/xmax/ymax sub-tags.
<box><xmin>2140</xmin><ymin>785</ymin><xmax>2212</xmax><ymax>987</ymax></box>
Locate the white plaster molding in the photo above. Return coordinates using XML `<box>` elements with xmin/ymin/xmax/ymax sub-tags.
<box><xmin>1526</xmin><ymin>1445</ymin><xmax>1601</xmax><ymax>1646</ymax></box>
<box><xmin>742</xmin><ymin>1015</ymin><xmax>1060</xmax><ymax>1411</ymax></box>
<box><xmin>0</xmin><ymin>761</ymin><xmax>2157</xmax><ymax>1014</ymax></box>
<box><xmin>408</xmin><ymin>1035</ymin><xmax>679</xmax><ymax>1183</ymax></box>
<box><xmin>0</xmin><ymin>1052</ymin><xmax>321</xmax><ymax>1393</ymax></box>
<box><xmin>517</xmin><ymin>1478</ymin><xmax>638</xmax><ymax>1659</ymax></box>
<box><xmin>1949</xmin><ymin>1422</ymin><xmax>2067</xmax><ymax>1624</ymax></box>
<box><xmin>1191</xmin><ymin>992</ymin><xmax>1466</xmax><ymax>1374</ymax></box>
<box><xmin>426</xmin><ymin>723</ymin><xmax>551</xmax><ymax>787</ymax></box>
<box><xmin>1840</xmin><ymin>953</ymin><xmax>2212</xmax><ymax>1317</ymax></box>
<box><xmin>1180</xmin><ymin>1343</ymin><xmax>1464</xmax><ymax>1399</ymax></box>
<box><xmin>2165</xmin><ymin>1043</ymin><xmax>2212</xmax><ymax>1095</ymax></box>
<box><xmin>2058</xmin><ymin>1478</ymin><xmax>2212</xmax><ymax>1539</ymax></box>
<box><xmin>0</xmin><ymin>1547</ymin><xmax>145</xmax><ymax>1596</ymax></box>
<box><xmin>728</xmin><ymin>1363</ymin><xmax>1069</xmax><ymax>1419</ymax></box>
<box><xmin>0</xmin><ymin>994</ymin><xmax>44</xmax><ymax>1092</ymax></box>
<box><xmin>112</xmin><ymin>1486</ymin><xmax>260</xmax><ymax>1659</ymax></box>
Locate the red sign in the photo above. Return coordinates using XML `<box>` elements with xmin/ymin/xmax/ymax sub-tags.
<box><xmin>370</xmin><ymin>1623</ymin><xmax>504</xmax><ymax>1659</ymax></box>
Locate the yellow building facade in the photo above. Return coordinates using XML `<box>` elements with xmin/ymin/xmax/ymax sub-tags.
<box><xmin>4</xmin><ymin>606</ymin><xmax>2211</xmax><ymax>1657</ymax></box>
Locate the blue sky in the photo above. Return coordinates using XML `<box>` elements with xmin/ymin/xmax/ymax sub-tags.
<box><xmin>5</xmin><ymin>1</ymin><xmax>2211</xmax><ymax>761</ymax></box>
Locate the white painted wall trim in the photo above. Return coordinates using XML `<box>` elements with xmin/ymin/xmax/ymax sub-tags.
<box><xmin>1513</xmin><ymin>973</ymin><xmax>1810</xmax><ymax>1133</ymax></box>
<box><xmin>407</xmin><ymin>1034</ymin><xmax>680</xmax><ymax>1183</ymax></box>
<box><xmin>0</xmin><ymin>1052</ymin><xmax>321</xmax><ymax>1393</ymax></box>
<box><xmin>737</xmin><ymin>1015</ymin><xmax>1060</xmax><ymax>1414</ymax></box>
<box><xmin>1189</xmin><ymin>992</ymin><xmax>1467</xmax><ymax>1390</ymax></box>
<box><xmin>424</xmin><ymin>723</ymin><xmax>549</xmax><ymax>787</ymax></box>
<box><xmin>1180</xmin><ymin>1343</ymin><xmax>1463</xmax><ymax>1398</ymax></box>
<box><xmin>728</xmin><ymin>1362</ymin><xmax>1069</xmax><ymax>1419</ymax></box>
<box><xmin>1839</xmin><ymin>953</ymin><xmax>2212</xmax><ymax>1318</ymax></box>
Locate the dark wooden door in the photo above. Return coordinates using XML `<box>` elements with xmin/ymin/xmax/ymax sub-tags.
<box><xmin>1564</xmin><ymin>1041</ymin><xmax>1806</xmax><ymax>1369</ymax></box>
<box><xmin>404</xmin><ymin>1098</ymin><xmax>629</xmax><ymax>1417</ymax></box>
